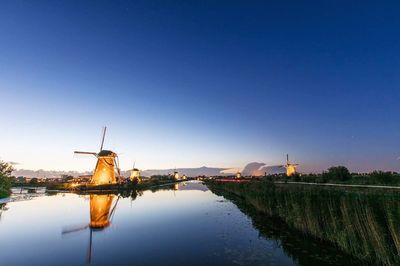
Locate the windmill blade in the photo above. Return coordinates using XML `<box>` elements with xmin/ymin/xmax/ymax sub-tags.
<box><xmin>109</xmin><ymin>196</ymin><xmax>121</xmax><ymax>222</ymax></box>
<box><xmin>115</xmin><ymin>156</ymin><xmax>121</xmax><ymax>177</ymax></box>
<box><xmin>100</xmin><ymin>126</ymin><xmax>107</xmax><ymax>152</ymax></box>
<box><xmin>62</xmin><ymin>224</ymin><xmax>89</xmax><ymax>235</ymax></box>
<box><xmin>74</xmin><ymin>151</ymin><xmax>97</xmax><ymax>156</ymax></box>
<box><xmin>87</xmin><ymin>228</ymin><xmax>93</xmax><ymax>264</ymax></box>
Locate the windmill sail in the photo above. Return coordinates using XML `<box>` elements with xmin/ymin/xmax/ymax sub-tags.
<box><xmin>100</xmin><ymin>127</ymin><xmax>107</xmax><ymax>152</ymax></box>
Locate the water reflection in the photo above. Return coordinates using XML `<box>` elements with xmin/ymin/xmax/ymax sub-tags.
<box><xmin>208</xmin><ymin>182</ymin><xmax>400</xmax><ymax>265</ymax></box>
<box><xmin>2</xmin><ymin>181</ymin><xmax>387</xmax><ymax>266</ymax></box>
<box><xmin>89</xmin><ymin>194</ymin><xmax>115</xmax><ymax>229</ymax></box>
<box><xmin>62</xmin><ymin>194</ymin><xmax>119</xmax><ymax>263</ymax></box>
<box><xmin>0</xmin><ymin>203</ymin><xmax>7</xmax><ymax>221</ymax></box>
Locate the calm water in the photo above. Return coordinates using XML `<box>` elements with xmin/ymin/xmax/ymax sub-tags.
<box><xmin>1</xmin><ymin>181</ymin><xmax>297</xmax><ymax>266</ymax></box>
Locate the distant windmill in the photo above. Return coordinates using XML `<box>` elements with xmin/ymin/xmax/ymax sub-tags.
<box><xmin>236</xmin><ymin>170</ymin><xmax>242</xmax><ymax>179</ymax></box>
<box><xmin>129</xmin><ymin>161</ymin><xmax>141</xmax><ymax>183</ymax></box>
<box><xmin>74</xmin><ymin>127</ymin><xmax>120</xmax><ymax>185</ymax></box>
<box><xmin>173</xmin><ymin>168</ymin><xmax>179</xmax><ymax>180</ymax></box>
<box><xmin>282</xmin><ymin>154</ymin><xmax>298</xmax><ymax>176</ymax></box>
<box><xmin>62</xmin><ymin>194</ymin><xmax>120</xmax><ymax>263</ymax></box>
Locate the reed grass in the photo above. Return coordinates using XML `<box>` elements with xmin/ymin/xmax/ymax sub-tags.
<box><xmin>208</xmin><ymin>181</ymin><xmax>400</xmax><ymax>265</ymax></box>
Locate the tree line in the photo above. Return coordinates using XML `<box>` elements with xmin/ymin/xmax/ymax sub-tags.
<box><xmin>270</xmin><ymin>166</ymin><xmax>400</xmax><ymax>186</ymax></box>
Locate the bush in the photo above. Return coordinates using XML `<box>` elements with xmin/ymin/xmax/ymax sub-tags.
<box><xmin>0</xmin><ymin>160</ymin><xmax>14</xmax><ymax>198</ymax></box>
<box><xmin>369</xmin><ymin>171</ymin><xmax>394</xmax><ymax>185</ymax></box>
<box><xmin>29</xmin><ymin>178</ymin><xmax>39</xmax><ymax>185</ymax></box>
<box><xmin>323</xmin><ymin>166</ymin><xmax>351</xmax><ymax>182</ymax></box>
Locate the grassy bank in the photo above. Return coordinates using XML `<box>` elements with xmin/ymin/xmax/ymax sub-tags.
<box><xmin>207</xmin><ymin>180</ymin><xmax>400</xmax><ymax>265</ymax></box>
<box><xmin>0</xmin><ymin>176</ymin><xmax>12</xmax><ymax>199</ymax></box>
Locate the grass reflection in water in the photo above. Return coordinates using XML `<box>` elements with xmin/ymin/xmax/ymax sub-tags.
<box><xmin>208</xmin><ymin>181</ymin><xmax>400</xmax><ymax>265</ymax></box>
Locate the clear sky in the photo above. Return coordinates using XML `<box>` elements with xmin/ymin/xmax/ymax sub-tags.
<box><xmin>1</xmin><ymin>1</ymin><xmax>399</xmax><ymax>173</ymax></box>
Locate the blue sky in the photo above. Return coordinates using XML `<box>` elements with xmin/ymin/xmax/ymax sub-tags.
<box><xmin>1</xmin><ymin>1</ymin><xmax>399</xmax><ymax>172</ymax></box>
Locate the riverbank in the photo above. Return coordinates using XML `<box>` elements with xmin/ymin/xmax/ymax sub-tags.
<box><xmin>12</xmin><ymin>178</ymin><xmax>184</xmax><ymax>194</ymax></box>
<box><xmin>207</xmin><ymin>180</ymin><xmax>400</xmax><ymax>266</ymax></box>
<box><xmin>275</xmin><ymin>180</ymin><xmax>400</xmax><ymax>189</ymax></box>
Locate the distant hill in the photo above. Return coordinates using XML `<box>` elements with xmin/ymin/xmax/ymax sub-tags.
<box><xmin>127</xmin><ymin>166</ymin><xmax>229</xmax><ymax>178</ymax></box>
<box><xmin>13</xmin><ymin>162</ymin><xmax>285</xmax><ymax>178</ymax></box>
<box><xmin>12</xmin><ymin>169</ymin><xmax>92</xmax><ymax>178</ymax></box>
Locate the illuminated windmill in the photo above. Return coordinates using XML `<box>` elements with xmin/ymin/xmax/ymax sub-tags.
<box><xmin>129</xmin><ymin>162</ymin><xmax>141</xmax><ymax>183</ymax></box>
<box><xmin>236</xmin><ymin>171</ymin><xmax>242</xmax><ymax>179</ymax></box>
<box><xmin>173</xmin><ymin>168</ymin><xmax>179</xmax><ymax>180</ymax></box>
<box><xmin>283</xmin><ymin>154</ymin><xmax>298</xmax><ymax>176</ymax></box>
<box><xmin>62</xmin><ymin>194</ymin><xmax>119</xmax><ymax>263</ymax></box>
<box><xmin>74</xmin><ymin>127</ymin><xmax>120</xmax><ymax>185</ymax></box>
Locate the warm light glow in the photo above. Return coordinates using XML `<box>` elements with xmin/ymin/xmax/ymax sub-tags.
<box><xmin>174</xmin><ymin>172</ymin><xmax>179</xmax><ymax>180</ymax></box>
<box><xmin>91</xmin><ymin>155</ymin><xmax>117</xmax><ymax>185</ymax></box>
<box><xmin>69</xmin><ymin>183</ymin><xmax>80</xmax><ymax>188</ymax></box>
<box><xmin>286</xmin><ymin>164</ymin><xmax>297</xmax><ymax>176</ymax></box>
<box><xmin>130</xmin><ymin>169</ymin><xmax>141</xmax><ymax>182</ymax></box>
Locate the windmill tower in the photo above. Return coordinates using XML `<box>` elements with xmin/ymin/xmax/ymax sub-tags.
<box><xmin>235</xmin><ymin>168</ymin><xmax>242</xmax><ymax>179</ymax></box>
<box><xmin>236</xmin><ymin>171</ymin><xmax>242</xmax><ymax>179</ymax></box>
<box><xmin>74</xmin><ymin>127</ymin><xmax>120</xmax><ymax>185</ymax></box>
<box><xmin>173</xmin><ymin>168</ymin><xmax>179</xmax><ymax>180</ymax></box>
<box><xmin>284</xmin><ymin>154</ymin><xmax>298</xmax><ymax>176</ymax></box>
<box><xmin>129</xmin><ymin>162</ymin><xmax>141</xmax><ymax>183</ymax></box>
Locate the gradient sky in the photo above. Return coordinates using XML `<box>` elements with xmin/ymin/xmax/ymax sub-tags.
<box><xmin>1</xmin><ymin>1</ymin><xmax>400</xmax><ymax>173</ymax></box>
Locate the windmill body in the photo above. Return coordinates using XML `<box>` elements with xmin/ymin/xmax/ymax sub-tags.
<box><xmin>130</xmin><ymin>168</ymin><xmax>141</xmax><ymax>183</ymax></box>
<box><xmin>236</xmin><ymin>171</ymin><xmax>242</xmax><ymax>179</ymax></box>
<box><xmin>91</xmin><ymin>150</ymin><xmax>118</xmax><ymax>185</ymax></box>
<box><xmin>284</xmin><ymin>154</ymin><xmax>298</xmax><ymax>176</ymax></box>
<box><xmin>174</xmin><ymin>171</ymin><xmax>180</xmax><ymax>180</ymax></box>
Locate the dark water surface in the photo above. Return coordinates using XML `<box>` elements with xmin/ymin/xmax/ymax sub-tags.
<box><xmin>0</xmin><ymin>181</ymin><xmax>367</xmax><ymax>265</ymax></box>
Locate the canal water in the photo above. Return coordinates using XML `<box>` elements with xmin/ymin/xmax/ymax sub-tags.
<box><xmin>0</xmin><ymin>181</ymin><xmax>359</xmax><ymax>266</ymax></box>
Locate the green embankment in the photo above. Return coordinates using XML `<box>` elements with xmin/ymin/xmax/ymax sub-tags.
<box><xmin>0</xmin><ymin>176</ymin><xmax>12</xmax><ymax>199</ymax></box>
<box><xmin>207</xmin><ymin>181</ymin><xmax>400</xmax><ymax>266</ymax></box>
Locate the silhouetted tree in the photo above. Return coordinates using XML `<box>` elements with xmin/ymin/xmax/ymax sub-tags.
<box><xmin>323</xmin><ymin>166</ymin><xmax>351</xmax><ymax>182</ymax></box>
<box><xmin>29</xmin><ymin>178</ymin><xmax>39</xmax><ymax>185</ymax></box>
<box><xmin>370</xmin><ymin>171</ymin><xmax>394</xmax><ymax>184</ymax></box>
<box><xmin>0</xmin><ymin>160</ymin><xmax>14</xmax><ymax>198</ymax></box>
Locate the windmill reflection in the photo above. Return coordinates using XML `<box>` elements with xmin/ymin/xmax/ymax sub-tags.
<box><xmin>90</xmin><ymin>194</ymin><xmax>115</xmax><ymax>228</ymax></box>
<box><xmin>62</xmin><ymin>194</ymin><xmax>119</xmax><ymax>264</ymax></box>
